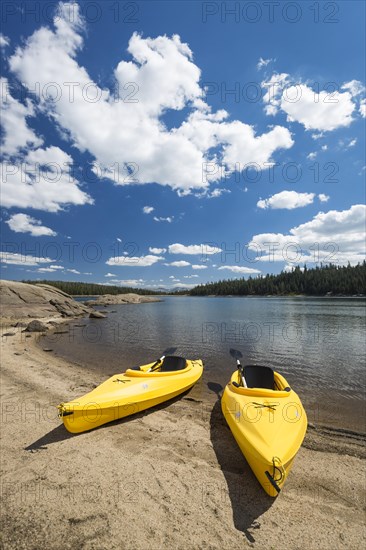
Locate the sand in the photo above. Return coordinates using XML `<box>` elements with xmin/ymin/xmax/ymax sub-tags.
<box><xmin>1</xmin><ymin>323</ymin><xmax>365</xmax><ymax>550</ymax></box>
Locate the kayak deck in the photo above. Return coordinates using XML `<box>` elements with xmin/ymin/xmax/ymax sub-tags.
<box><xmin>222</xmin><ymin>368</ymin><xmax>307</xmax><ymax>496</ymax></box>
<box><xmin>59</xmin><ymin>357</ymin><xmax>203</xmax><ymax>433</ymax></box>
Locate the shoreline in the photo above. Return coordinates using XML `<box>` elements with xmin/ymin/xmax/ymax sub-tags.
<box><xmin>1</xmin><ymin>323</ymin><xmax>365</xmax><ymax>549</ymax></box>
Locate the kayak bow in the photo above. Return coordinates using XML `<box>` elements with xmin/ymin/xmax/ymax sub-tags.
<box><xmin>222</xmin><ymin>365</ymin><xmax>307</xmax><ymax>497</ymax></box>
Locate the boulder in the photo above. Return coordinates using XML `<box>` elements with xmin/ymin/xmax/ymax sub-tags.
<box><xmin>89</xmin><ymin>311</ymin><xmax>107</xmax><ymax>319</ymax></box>
<box><xmin>0</xmin><ymin>280</ymin><xmax>92</xmax><ymax>322</ymax></box>
<box><xmin>85</xmin><ymin>293</ymin><xmax>161</xmax><ymax>306</ymax></box>
<box><xmin>24</xmin><ymin>320</ymin><xmax>49</xmax><ymax>333</ymax></box>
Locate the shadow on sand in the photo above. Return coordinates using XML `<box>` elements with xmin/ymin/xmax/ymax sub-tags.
<box><xmin>210</xmin><ymin>397</ymin><xmax>274</xmax><ymax>543</ymax></box>
<box><xmin>25</xmin><ymin>388</ymin><xmax>193</xmax><ymax>452</ymax></box>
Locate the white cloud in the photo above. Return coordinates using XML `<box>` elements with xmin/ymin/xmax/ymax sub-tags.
<box><xmin>341</xmin><ymin>80</ymin><xmax>365</xmax><ymax>97</ymax></box>
<box><xmin>67</xmin><ymin>269</ymin><xmax>81</xmax><ymax>274</ymax></box>
<box><xmin>262</xmin><ymin>74</ymin><xmax>359</xmax><ymax>131</ymax></box>
<box><xmin>261</xmin><ymin>72</ymin><xmax>290</xmax><ymax>115</ymax></box>
<box><xmin>37</xmin><ymin>264</ymin><xmax>64</xmax><ymax>273</ymax></box>
<box><xmin>38</xmin><ymin>267</ymin><xmax>59</xmax><ymax>273</ymax></box>
<box><xmin>0</xmin><ymin>77</ymin><xmax>42</xmax><ymax>155</ymax></box>
<box><xmin>257</xmin><ymin>191</ymin><xmax>315</xmax><ymax>210</ymax></box>
<box><xmin>184</xmin><ymin>274</ymin><xmax>199</xmax><ymax>278</ymax></box>
<box><xmin>143</xmin><ymin>206</ymin><xmax>154</xmax><ymax>214</ymax></box>
<box><xmin>149</xmin><ymin>247</ymin><xmax>167</xmax><ymax>254</ymax></box>
<box><xmin>0</xmin><ymin>252</ymin><xmax>53</xmax><ymax>266</ymax></box>
<box><xmin>192</xmin><ymin>264</ymin><xmax>208</xmax><ymax>270</ymax></box>
<box><xmin>360</xmin><ymin>99</ymin><xmax>366</xmax><ymax>118</ymax></box>
<box><xmin>168</xmin><ymin>243</ymin><xmax>221</xmax><ymax>255</ymax></box>
<box><xmin>8</xmin><ymin>6</ymin><xmax>293</xmax><ymax>193</ymax></box>
<box><xmin>257</xmin><ymin>57</ymin><xmax>274</xmax><ymax>71</ymax></box>
<box><xmin>105</xmin><ymin>272</ymin><xmax>116</xmax><ymax>277</ymax></box>
<box><xmin>153</xmin><ymin>216</ymin><xmax>173</xmax><ymax>223</ymax></box>
<box><xmin>1</xmin><ymin>146</ymin><xmax>93</xmax><ymax>212</ymax></box>
<box><xmin>281</xmin><ymin>84</ymin><xmax>355</xmax><ymax>131</ymax></box>
<box><xmin>248</xmin><ymin>204</ymin><xmax>366</xmax><ymax>265</ymax></box>
<box><xmin>106</xmin><ymin>254</ymin><xmax>164</xmax><ymax>267</ymax></box>
<box><xmin>218</xmin><ymin>266</ymin><xmax>261</xmax><ymax>274</ymax></box>
<box><xmin>348</xmin><ymin>138</ymin><xmax>357</xmax><ymax>148</ymax></box>
<box><xmin>167</xmin><ymin>261</ymin><xmax>191</xmax><ymax>267</ymax></box>
<box><xmin>307</xmin><ymin>152</ymin><xmax>317</xmax><ymax>160</ymax></box>
<box><xmin>195</xmin><ymin>187</ymin><xmax>231</xmax><ymax>199</ymax></box>
<box><xmin>318</xmin><ymin>194</ymin><xmax>329</xmax><ymax>203</ymax></box>
<box><xmin>116</xmin><ymin>237</ymin><xmax>122</xmax><ymax>242</ymax></box>
<box><xmin>6</xmin><ymin>213</ymin><xmax>57</xmax><ymax>236</ymax></box>
<box><xmin>321</xmin><ymin>144</ymin><xmax>328</xmax><ymax>151</ymax></box>
<box><xmin>0</xmin><ymin>34</ymin><xmax>10</xmax><ymax>48</ymax></box>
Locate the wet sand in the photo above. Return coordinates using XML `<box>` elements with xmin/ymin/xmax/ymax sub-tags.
<box><xmin>1</xmin><ymin>324</ymin><xmax>365</xmax><ymax>549</ymax></box>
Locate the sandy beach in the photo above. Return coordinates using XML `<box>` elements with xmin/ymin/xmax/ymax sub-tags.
<box><xmin>1</xmin><ymin>320</ymin><xmax>365</xmax><ymax>550</ymax></box>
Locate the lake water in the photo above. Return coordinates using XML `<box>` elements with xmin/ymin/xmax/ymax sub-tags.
<box><xmin>42</xmin><ymin>296</ymin><xmax>366</xmax><ymax>433</ymax></box>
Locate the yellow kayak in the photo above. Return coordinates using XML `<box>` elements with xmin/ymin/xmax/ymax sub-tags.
<box><xmin>222</xmin><ymin>364</ymin><xmax>307</xmax><ymax>497</ymax></box>
<box><xmin>59</xmin><ymin>356</ymin><xmax>203</xmax><ymax>433</ymax></box>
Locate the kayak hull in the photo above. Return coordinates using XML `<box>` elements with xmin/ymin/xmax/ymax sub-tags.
<box><xmin>59</xmin><ymin>359</ymin><xmax>203</xmax><ymax>433</ymax></box>
<box><xmin>222</xmin><ymin>370</ymin><xmax>307</xmax><ymax>497</ymax></box>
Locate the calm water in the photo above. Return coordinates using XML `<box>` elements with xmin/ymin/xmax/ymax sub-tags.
<box><xmin>42</xmin><ymin>296</ymin><xmax>366</xmax><ymax>432</ymax></box>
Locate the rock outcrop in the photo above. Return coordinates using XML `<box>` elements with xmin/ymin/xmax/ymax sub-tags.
<box><xmin>0</xmin><ymin>280</ymin><xmax>92</xmax><ymax>322</ymax></box>
<box><xmin>84</xmin><ymin>293</ymin><xmax>161</xmax><ymax>306</ymax></box>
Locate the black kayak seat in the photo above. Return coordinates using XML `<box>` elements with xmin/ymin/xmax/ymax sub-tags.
<box><xmin>160</xmin><ymin>356</ymin><xmax>187</xmax><ymax>372</ymax></box>
<box><xmin>243</xmin><ymin>365</ymin><xmax>274</xmax><ymax>390</ymax></box>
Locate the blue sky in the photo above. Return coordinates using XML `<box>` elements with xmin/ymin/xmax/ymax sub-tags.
<box><xmin>0</xmin><ymin>0</ymin><xmax>365</xmax><ymax>289</ymax></box>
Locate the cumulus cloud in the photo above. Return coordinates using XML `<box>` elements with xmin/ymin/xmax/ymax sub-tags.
<box><xmin>0</xmin><ymin>77</ymin><xmax>42</xmax><ymax>155</ymax></box>
<box><xmin>105</xmin><ymin>273</ymin><xmax>116</xmax><ymax>277</ymax></box>
<box><xmin>168</xmin><ymin>243</ymin><xmax>221</xmax><ymax>255</ymax></box>
<box><xmin>1</xmin><ymin>146</ymin><xmax>93</xmax><ymax>211</ymax></box>
<box><xmin>318</xmin><ymin>194</ymin><xmax>329</xmax><ymax>202</ymax></box>
<box><xmin>261</xmin><ymin>73</ymin><xmax>361</xmax><ymax>131</ymax></box>
<box><xmin>359</xmin><ymin>99</ymin><xmax>366</xmax><ymax>118</ymax></box>
<box><xmin>166</xmin><ymin>261</ymin><xmax>191</xmax><ymax>267</ymax></box>
<box><xmin>8</xmin><ymin>4</ymin><xmax>293</xmax><ymax>193</ymax></box>
<box><xmin>1</xmin><ymin>74</ymin><xmax>93</xmax><ymax>212</ymax></box>
<box><xmin>143</xmin><ymin>206</ymin><xmax>154</xmax><ymax>214</ymax></box>
<box><xmin>106</xmin><ymin>254</ymin><xmax>164</xmax><ymax>266</ymax></box>
<box><xmin>149</xmin><ymin>247</ymin><xmax>167</xmax><ymax>254</ymax></box>
<box><xmin>341</xmin><ymin>80</ymin><xmax>365</xmax><ymax>97</ymax></box>
<box><xmin>38</xmin><ymin>264</ymin><xmax>64</xmax><ymax>273</ymax></box>
<box><xmin>281</xmin><ymin>84</ymin><xmax>355</xmax><ymax>131</ymax></box>
<box><xmin>192</xmin><ymin>264</ymin><xmax>208</xmax><ymax>270</ymax></box>
<box><xmin>0</xmin><ymin>34</ymin><xmax>10</xmax><ymax>48</ymax></box>
<box><xmin>0</xmin><ymin>252</ymin><xmax>53</xmax><ymax>266</ymax></box>
<box><xmin>257</xmin><ymin>191</ymin><xmax>315</xmax><ymax>210</ymax></box>
<box><xmin>6</xmin><ymin>213</ymin><xmax>57</xmax><ymax>236</ymax></box>
<box><xmin>248</xmin><ymin>204</ymin><xmax>366</xmax><ymax>265</ymax></box>
<box><xmin>218</xmin><ymin>266</ymin><xmax>261</xmax><ymax>274</ymax></box>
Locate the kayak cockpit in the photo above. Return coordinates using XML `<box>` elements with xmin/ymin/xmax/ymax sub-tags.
<box><xmin>230</xmin><ymin>366</ymin><xmax>292</xmax><ymax>398</ymax></box>
<box><xmin>126</xmin><ymin>356</ymin><xmax>194</xmax><ymax>377</ymax></box>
